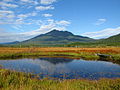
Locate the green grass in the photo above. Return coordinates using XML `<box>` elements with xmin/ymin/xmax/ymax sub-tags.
<box><xmin>0</xmin><ymin>69</ymin><xmax>120</xmax><ymax>90</ymax></box>
<box><xmin>0</xmin><ymin>51</ymin><xmax>100</xmax><ymax>60</ymax></box>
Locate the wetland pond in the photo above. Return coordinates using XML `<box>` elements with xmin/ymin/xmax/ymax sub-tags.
<box><xmin>0</xmin><ymin>57</ymin><xmax>120</xmax><ymax>80</ymax></box>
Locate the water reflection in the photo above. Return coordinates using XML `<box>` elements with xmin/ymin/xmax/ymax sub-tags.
<box><xmin>0</xmin><ymin>57</ymin><xmax>120</xmax><ymax>80</ymax></box>
<box><xmin>38</xmin><ymin>57</ymin><xmax>73</xmax><ymax>64</ymax></box>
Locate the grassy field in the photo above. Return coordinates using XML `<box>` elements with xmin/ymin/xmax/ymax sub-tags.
<box><xmin>0</xmin><ymin>47</ymin><xmax>120</xmax><ymax>63</ymax></box>
<box><xmin>0</xmin><ymin>47</ymin><xmax>120</xmax><ymax>89</ymax></box>
<box><xmin>0</xmin><ymin>68</ymin><xmax>120</xmax><ymax>90</ymax></box>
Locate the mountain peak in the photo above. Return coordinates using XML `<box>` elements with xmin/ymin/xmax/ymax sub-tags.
<box><xmin>50</xmin><ymin>29</ymin><xmax>59</xmax><ymax>32</ymax></box>
<box><xmin>46</xmin><ymin>29</ymin><xmax>73</xmax><ymax>36</ymax></box>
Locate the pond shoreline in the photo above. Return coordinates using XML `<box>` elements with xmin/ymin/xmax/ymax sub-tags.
<box><xmin>0</xmin><ymin>51</ymin><xmax>119</xmax><ymax>64</ymax></box>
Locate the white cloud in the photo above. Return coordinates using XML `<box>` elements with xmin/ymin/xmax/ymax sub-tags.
<box><xmin>35</xmin><ymin>19</ymin><xmax>71</xmax><ymax>34</ymax></box>
<box><xmin>0</xmin><ymin>10</ymin><xmax>13</xmax><ymax>14</ymax></box>
<box><xmin>82</xmin><ymin>27</ymin><xmax>120</xmax><ymax>39</ymax></box>
<box><xmin>0</xmin><ymin>10</ymin><xmax>15</xmax><ymax>24</ymax></box>
<box><xmin>12</xmin><ymin>25</ymin><xmax>23</xmax><ymax>30</ymax></box>
<box><xmin>17</xmin><ymin>14</ymin><xmax>28</xmax><ymax>19</ymax></box>
<box><xmin>3</xmin><ymin>0</ymin><xmax>13</xmax><ymax>2</ymax></box>
<box><xmin>20</xmin><ymin>0</ymin><xmax>38</xmax><ymax>4</ymax></box>
<box><xmin>94</xmin><ymin>18</ymin><xmax>107</xmax><ymax>25</ymax></box>
<box><xmin>0</xmin><ymin>2</ymin><xmax>18</xmax><ymax>8</ymax></box>
<box><xmin>6</xmin><ymin>14</ymin><xmax>15</xmax><ymax>18</ymax></box>
<box><xmin>19</xmin><ymin>20</ymin><xmax>70</xmax><ymax>38</ymax></box>
<box><xmin>21</xmin><ymin>0</ymin><xmax>29</xmax><ymax>2</ymax></box>
<box><xmin>17</xmin><ymin>12</ymin><xmax>37</xmax><ymax>19</ymax></box>
<box><xmin>42</xmin><ymin>13</ymin><xmax>53</xmax><ymax>17</ymax></box>
<box><xmin>30</xmin><ymin>12</ymin><xmax>37</xmax><ymax>16</ymax></box>
<box><xmin>35</xmin><ymin>6</ymin><xmax>54</xmax><ymax>10</ymax></box>
<box><xmin>0</xmin><ymin>11</ymin><xmax>38</xmax><ymax>25</ymax></box>
<box><xmin>40</xmin><ymin>0</ymin><xmax>57</xmax><ymax>5</ymax></box>
<box><xmin>56</xmin><ymin>20</ymin><xmax>71</xmax><ymax>26</ymax></box>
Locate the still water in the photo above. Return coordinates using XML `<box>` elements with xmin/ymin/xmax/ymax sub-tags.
<box><xmin>0</xmin><ymin>57</ymin><xmax>120</xmax><ymax>80</ymax></box>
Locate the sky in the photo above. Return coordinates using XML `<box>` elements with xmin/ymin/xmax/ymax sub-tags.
<box><xmin>0</xmin><ymin>0</ymin><xmax>120</xmax><ymax>43</ymax></box>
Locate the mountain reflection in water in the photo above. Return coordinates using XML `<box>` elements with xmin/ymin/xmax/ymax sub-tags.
<box><xmin>0</xmin><ymin>57</ymin><xmax>120</xmax><ymax>80</ymax></box>
<box><xmin>38</xmin><ymin>57</ymin><xmax>73</xmax><ymax>64</ymax></box>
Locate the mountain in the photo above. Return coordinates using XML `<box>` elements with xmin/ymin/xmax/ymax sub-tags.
<box><xmin>20</xmin><ymin>29</ymin><xmax>95</xmax><ymax>45</ymax></box>
<box><xmin>1</xmin><ymin>30</ymin><xmax>119</xmax><ymax>47</ymax></box>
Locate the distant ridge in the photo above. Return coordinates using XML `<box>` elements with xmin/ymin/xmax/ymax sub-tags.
<box><xmin>66</xmin><ymin>33</ymin><xmax>120</xmax><ymax>47</ymax></box>
<box><xmin>0</xmin><ymin>41</ymin><xmax>20</xmax><ymax>45</ymax></box>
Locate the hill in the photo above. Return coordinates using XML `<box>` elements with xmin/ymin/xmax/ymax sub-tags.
<box><xmin>100</xmin><ymin>33</ymin><xmax>120</xmax><ymax>42</ymax></box>
<box><xmin>98</xmin><ymin>33</ymin><xmax>120</xmax><ymax>46</ymax></box>
<box><xmin>67</xmin><ymin>33</ymin><xmax>120</xmax><ymax>47</ymax></box>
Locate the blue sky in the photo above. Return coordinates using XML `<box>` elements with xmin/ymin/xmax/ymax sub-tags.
<box><xmin>0</xmin><ymin>0</ymin><xmax>120</xmax><ymax>43</ymax></box>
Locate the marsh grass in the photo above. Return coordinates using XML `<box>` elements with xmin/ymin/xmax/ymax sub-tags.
<box><xmin>0</xmin><ymin>47</ymin><xmax>120</xmax><ymax>63</ymax></box>
<box><xmin>0</xmin><ymin>69</ymin><xmax>120</xmax><ymax>90</ymax></box>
